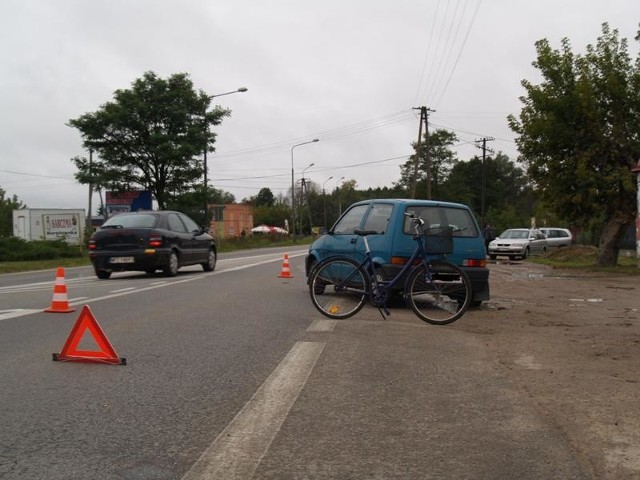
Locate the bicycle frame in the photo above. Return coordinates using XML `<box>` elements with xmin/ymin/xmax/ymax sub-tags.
<box><xmin>356</xmin><ymin>229</ymin><xmax>431</xmax><ymax>300</ymax></box>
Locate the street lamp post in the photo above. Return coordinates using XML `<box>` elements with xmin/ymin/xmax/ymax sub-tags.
<box><xmin>301</xmin><ymin>163</ymin><xmax>315</xmax><ymax>234</ymax></box>
<box><xmin>290</xmin><ymin>139</ymin><xmax>319</xmax><ymax>236</ymax></box>
<box><xmin>323</xmin><ymin>176</ymin><xmax>333</xmax><ymax>228</ymax></box>
<box><xmin>203</xmin><ymin>87</ymin><xmax>247</xmax><ymax>222</ymax></box>
<box><xmin>335</xmin><ymin>176</ymin><xmax>345</xmax><ymax>216</ymax></box>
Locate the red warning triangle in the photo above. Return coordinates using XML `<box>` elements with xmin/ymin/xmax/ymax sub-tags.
<box><xmin>53</xmin><ymin>305</ymin><xmax>126</xmax><ymax>365</ymax></box>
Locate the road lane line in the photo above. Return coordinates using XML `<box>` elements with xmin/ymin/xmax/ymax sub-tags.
<box><xmin>0</xmin><ymin>309</ymin><xmax>41</xmax><ymax>321</ymax></box>
<box><xmin>181</xmin><ymin>341</ymin><xmax>325</xmax><ymax>480</ymax></box>
<box><xmin>307</xmin><ymin>319</ymin><xmax>337</xmax><ymax>332</ymax></box>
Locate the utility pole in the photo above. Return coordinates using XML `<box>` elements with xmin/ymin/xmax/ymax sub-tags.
<box><xmin>411</xmin><ymin>106</ymin><xmax>435</xmax><ymax>199</ymax></box>
<box><xmin>475</xmin><ymin>137</ymin><xmax>494</xmax><ymax>227</ymax></box>
<box><xmin>299</xmin><ymin>176</ymin><xmax>313</xmax><ymax>235</ymax></box>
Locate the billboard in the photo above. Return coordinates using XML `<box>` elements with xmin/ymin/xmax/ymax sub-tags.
<box><xmin>13</xmin><ymin>209</ymin><xmax>86</xmax><ymax>245</ymax></box>
<box><xmin>105</xmin><ymin>190</ymin><xmax>153</xmax><ymax>216</ymax></box>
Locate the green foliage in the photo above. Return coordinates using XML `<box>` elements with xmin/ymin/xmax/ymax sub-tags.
<box><xmin>251</xmin><ymin>187</ymin><xmax>276</xmax><ymax>207</ymax></box>
<box><xmin>167</xmin><ymin>186</ymin><xmax>235</xmax><ymax>226</ymax></box>
<box><xmin>443</xmin><ymin>152</ymin><xmax>536</xmax><ymax>227</ymax></box>
<box><xmin>398</xmin><ymin>129</ymin><xmax>459</xmax><ymax>198</ymax></box>
<box><xmin>0</xmin><ymin>187</ymin><xmax>26</xmax><ymax>237</ymax></box>
<box><xmin>0</xmin><ymin>237</ymin><xmax>83</xmax><ymax>261</ymax></box>
<box><xmin>253</xmin><ymin>203</ymin><xmax>290</xmax><ymax>228</ymax></box>
<box><xmin>508</xmin><ymin>23</ymin><xmax>640</xmax><ymax>259</ymax></box>
<box><xmin>68</xmin><ymin>71</ymin><xmax>231</xmax><ymax>209</ymax></box>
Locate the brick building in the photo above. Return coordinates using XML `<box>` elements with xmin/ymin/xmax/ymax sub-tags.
<box><xmin>208</xmin><ymin>203</ymin><xmax>253</xmax><ymax>239</ymax></box>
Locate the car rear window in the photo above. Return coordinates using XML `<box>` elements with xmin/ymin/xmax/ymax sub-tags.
<box><xmin>102</xmin><ymin>214</ymin><xmax>157</xmax><ymax>228</ymax></box>
<box><xmin>403</xmin><ymin>206</ymin><xmax>478</xmax><ymax>237</ymax></box>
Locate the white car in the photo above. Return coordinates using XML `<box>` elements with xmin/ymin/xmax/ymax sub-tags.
<box><xmin>488</xmin><ymin>228</ymin><xmax>548</xmax><ymax>260</ymax></box>
<box><xmin>540</xmin><ymin>228</ymin><xmax>573</xmax><ymax>248</ymax></box>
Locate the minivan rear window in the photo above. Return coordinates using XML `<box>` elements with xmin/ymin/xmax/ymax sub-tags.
<box><xmin>403</xmin><ymin>206</ymin><xmax>478</xmax><ymax>237</ymax></box>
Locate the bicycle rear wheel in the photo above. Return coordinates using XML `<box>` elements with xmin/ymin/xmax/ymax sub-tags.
<box><xmin>406</xmin><ymin>260</ymin><xmax>471</xmax><ymax>325</ymax></box>
<box><xmin>309</xmin><ymin>256</ymin><xmax>369</xmax><ymax>319</ymax></box>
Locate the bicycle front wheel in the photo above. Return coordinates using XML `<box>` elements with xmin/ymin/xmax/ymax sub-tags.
<box><xmin>406</xmin><ymin>260</ymin><xmax>471</xmax><ymax>325</ymax></box>
<box><xmin>309</xmin><ymin>256</ymin><xmax>369</xmax><ymax>319</ymax></box>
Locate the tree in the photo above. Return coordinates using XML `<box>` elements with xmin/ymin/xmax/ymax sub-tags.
<box><xmin>397</xmin><ymin>129</ymin><xmax>459</xmax><ymax>199</ymax></box>
<box><xmin>0</xmin><ymin>187</ymin><xmax>26</xmax><ymax>237</ymax></box>
<box><xmin>166</xmin><ymin>186</ymin><xmax>235</xmax><ymax>226</ymax></box>
<box><xmin>443</xmin><ymin>152</ymin><xmax>536</xmax><ymax>230</ymax></box>
<box><xmin>508</xmin><ymin>24</ymin><xmax>640</xmax><ymax>266</ymax></box>
<box><xmin>251</xmin><ymin>187</ymin><xmax>276</xmax><ymax>207</ymax></box>
<box><xmin>68</xmin><ymin>71</ymin><xmax>230</xmax><ymax>210</ymax></box>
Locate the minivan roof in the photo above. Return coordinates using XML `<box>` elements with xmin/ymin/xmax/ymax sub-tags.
<box><xmin>349</xmin><ymin>198</ymin><xmax>470</xmax><ymax>209</ymax></box>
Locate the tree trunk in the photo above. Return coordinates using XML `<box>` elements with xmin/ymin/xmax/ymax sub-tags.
<box><xmin>596</xmin><ymin>215</ymin><xmax>633</xmax><ymax>266</ymax></box>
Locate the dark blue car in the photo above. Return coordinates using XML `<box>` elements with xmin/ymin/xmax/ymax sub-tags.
<box><xmin>305</xmin><ymin>199</ymin><xmax>490</xmax><ymax>306</ymax></box>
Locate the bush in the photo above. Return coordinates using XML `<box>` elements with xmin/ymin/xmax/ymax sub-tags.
<box><xmin>0</xmin><ymin>237</ymin><xmax>84</xmax><ymax>261</ymax></box>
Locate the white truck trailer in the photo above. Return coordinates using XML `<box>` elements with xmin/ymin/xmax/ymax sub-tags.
<box><xmin>12</xmin><ymin>208</ymin><xmax>86</xmax><ymax>245</ymax></box>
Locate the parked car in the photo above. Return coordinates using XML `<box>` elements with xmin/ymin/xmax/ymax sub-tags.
<box><xmin>487</xmin><ymin>228</ymin><xmax>548</xmax><ymax>260</ymax></box>
<box><xmin>88</xmin><ymin>210</ymin><xmax>216</xmax><ymax>279</ymax></box>
<box><xmin>305</xmin><ymin>199</ymin><xmax>490</xmax><ymax>306</ymax></box>
<box><xmin>539</xmin><ymin>227</ymin><xmax>573</xmax><ymax>248</ymax></box>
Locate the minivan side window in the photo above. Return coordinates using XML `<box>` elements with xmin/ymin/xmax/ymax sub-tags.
<box><xmin>362</xmin><ymin>203</ymin><xmax>393</xmax><ymax>234</ymax></box>
<box><xmin>403</xmin><ymin>206</ymin><xmax>478</xmax><ymax>237</ymax></box>
<box><xmin>333</xmin><ymin>205</ymin><xmax>369</xmax><ymax>234</ymax></box>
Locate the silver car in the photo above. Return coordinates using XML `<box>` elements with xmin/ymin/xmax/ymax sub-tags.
<box><xmin>488</xmin><ymin>228</ymin><xmax>548</xmax><ymax>260</ymax></box>
<box><xmin>540</xmin><ymin>227</ymin><xmax>573</xmax><ymax>248</ymax></box>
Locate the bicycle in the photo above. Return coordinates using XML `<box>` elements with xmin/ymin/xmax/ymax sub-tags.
<box><xmin>308</xmin><ymin>212</ymin><xmax>472</xmax><ymax>325</ymax></box>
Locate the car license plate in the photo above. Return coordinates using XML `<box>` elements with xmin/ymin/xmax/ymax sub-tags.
<box><xmin>110</xmin><ymin>256</ymin><xmax>134</xmax><ymax>264</ymax></box>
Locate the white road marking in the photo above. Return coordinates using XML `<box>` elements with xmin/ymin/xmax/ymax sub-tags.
<box><xmin>69</xmin><ymin>297</ymin><xmax>89</xmax><ymax>302</ymax></box>
<box><xmin>0</xmin><ymin>309</ymin><xmax>41</xmax><ymax>321</ymax></box>
<box><xmin>307</xmin><ymin>318</ymin><xmax>337</xmax><ymax>332</ymax></box>
<box><xmin>181</xmin><ymin>341</ymin><xmax>324</xmax><ymax>480</ymax></box>
<box><xmin>109</xmin><ymin>287</ymin><xmax>137</xmax><ymax>293</ymax></box>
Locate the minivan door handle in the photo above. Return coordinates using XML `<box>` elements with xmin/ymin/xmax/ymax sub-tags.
<box><xmin>350</xmin><ymin>238</ymin><xmax>357</xmax><ymax>244</ymax></box>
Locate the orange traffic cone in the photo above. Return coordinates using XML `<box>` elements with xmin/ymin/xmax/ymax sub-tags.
<box><xmin>278</xmin><ymin>254</ymin><xmax>294</xmax><ymax>278</ymax></box>
<box><xmin>44</xmin><ymin>267</ymin><xmax>75</xmax><ymax>313</ymax></box>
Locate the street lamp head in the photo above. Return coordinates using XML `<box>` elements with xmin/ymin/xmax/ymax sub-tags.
<box><xmin>211</xmin><ymin>87</ymin><xmax>248</xmax><ymax>98</ymax></box>
<box><xmin>312</xmin><ymin>138</ymin><xmax>319</xmax><ymax>142</ymax></box>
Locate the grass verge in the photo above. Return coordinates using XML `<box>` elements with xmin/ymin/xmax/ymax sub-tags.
<box><xmin>530</xmin><ymin>245</ymin><xmax>640</xmax><ymax>275</ymax></box>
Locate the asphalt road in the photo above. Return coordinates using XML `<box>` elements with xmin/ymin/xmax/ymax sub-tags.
<box><xmin>0</xmin><ymin>248</ymin><xmax>591</xmax><ymax>479</ymax></box>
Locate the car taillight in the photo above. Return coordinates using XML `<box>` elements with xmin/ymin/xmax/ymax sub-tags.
<box><xmin>148</xmin><ymin>237</ymin><xmax>163</xmax><ymax>248</ymax></box>
<box><xmin>463</xmin><ymin>258</ymin><xmax>487</xmax><ymax>267</ymax></box>
<box><xmin>88</xmin><ymin>240</ymin><xmax>96</xmax><ymax>250</ymax></box>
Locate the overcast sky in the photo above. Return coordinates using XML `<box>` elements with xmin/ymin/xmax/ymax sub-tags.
<box><xmin>1</xmin><ymin>0</ymin><xmax>638</xmax><ymax>213</ymax></box>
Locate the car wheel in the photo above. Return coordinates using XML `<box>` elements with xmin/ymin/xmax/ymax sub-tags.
<box><xmin>202</xmin><ymin>249</ymin><xmax>217</xmax><ymax>272</ymax></box>
<box><xmin>95</xmin><ymin>269</ymin><xmax>111</xmax><ymax>280</ymax></box>
<box><xmin>521</xmin><ymin>248</ymin><xmax>529</xmax><ymax>260</ymax></box>
<box><xmin>163</xmin><ymin>251</ymin><xmax>179</xmax><ymax>277</ymax></box>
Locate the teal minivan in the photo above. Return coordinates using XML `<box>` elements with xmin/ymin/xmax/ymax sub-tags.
<box><xmin>305</xmin><ymin>199</ymin><xmax>490</xmax><ymax>306</ymax></box>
